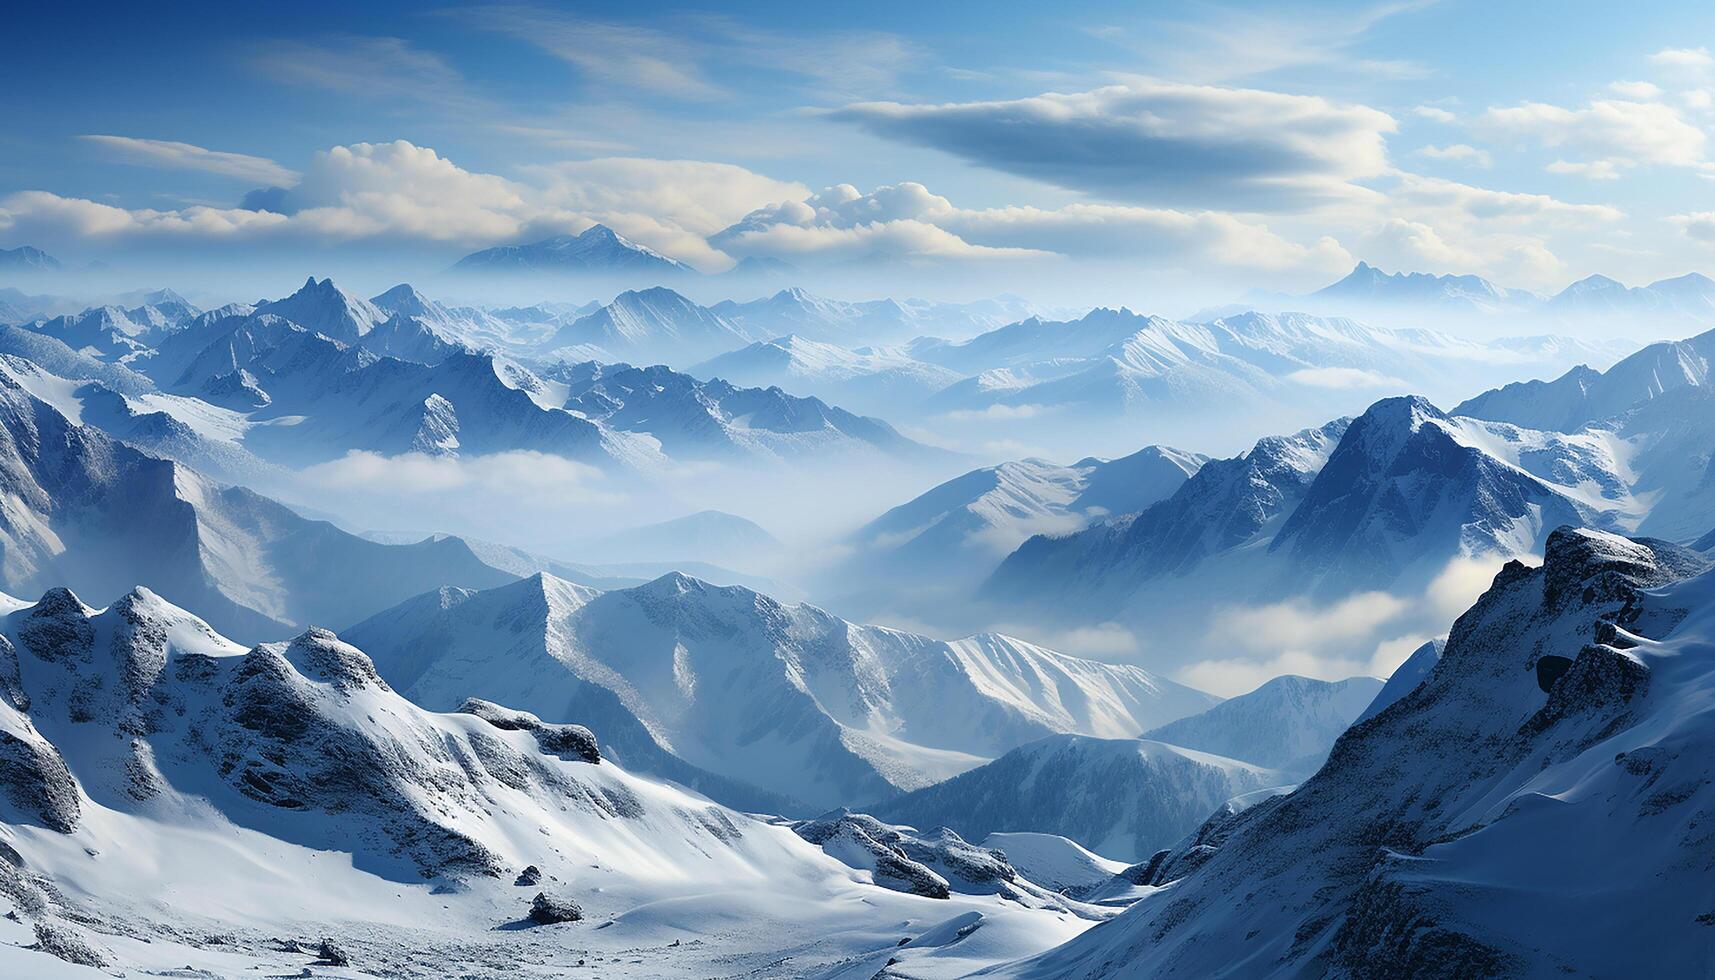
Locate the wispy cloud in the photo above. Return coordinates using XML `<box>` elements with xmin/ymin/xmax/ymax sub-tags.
<box><xmin>446</xmin><ymin>5</ymin><xmax>924</xmax><ymax>102</ymax></box>
<box><xmin>79</xmin><ymin>135</ymin><xmax>298</xmax><ymax>185</ymax></box>
<box><xmin>831</xmin><ymin>80</ymin><xmax>1396</xmax><ymax>211</ymax></box>
<box><xmin>249</xmin><ymin>34</ymin><xmax>489</xmax><ymax>114</ymax></box>
<box><xmin>1088</xmin><ymin>0</ymin><xmax>1439</xmax><ymax>84</ymax></box>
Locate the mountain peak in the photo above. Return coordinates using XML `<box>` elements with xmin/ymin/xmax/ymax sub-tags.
<box><xmin>0</xmin><ymin>244</ymin><xmax>62</xmax><ymax>271</ymax></box>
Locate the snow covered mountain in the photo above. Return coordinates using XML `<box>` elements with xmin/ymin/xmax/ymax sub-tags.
<box><xmin>251</xmin><ymin>276</ymin><xmax>386</xmax><ymax>344</ymax></box>
<box><xmin>0</xmin><ymin>585</ymin><xmax>1094</xmax><ymax>978</ymax></box>
<box><xmin>869</xmin><ymin>735</ymin><xmax>1283</xmax><ymax>862</ymax></box>
<box><xmin>344</xmin><ymin>571</ymin><xmax>1218</xmax><ymax>812</ymax></box>
<box><xmin>987</xmin><ymin>390</ymin><xmax>1649</xmax><ymax>619</ymax></box>
<box><xmin>549</xmin><ymin>360</ymin><xmax>940</xmax><ymax>463</ymax></box>
<box><xmin>990</xmin><ymin>527</ymin><xmax>1715</xmax><ymax>977</ymax></box>
<box><xmin>25</xmin><ymin>296</ymin><xmax>202</xmax><ymax>361</ymax></box>
<box><xmin>1547</xmin><ymin>271</ymin><xmax>1715</xmax><ymax>320</ymax></box>
<box><xmin>1265</xmin><ymin>395</ymin><xmax>1627</xmax><ymax>595</ymax></box>
<box><xmin>453</xmin><ymin>223</ymin><xmax>694</xmax><ymax>277</ymax></box>
<box><xmin>548</xmin><ymin>286</ymin><xmax>752</xmax><ymax>365</ymax></box>
<box><xmin>908</xmin><ymin>305</ymin><xmax>1618</xmax><ymax>434</ymax></box>
<box><xmin>0</xmin><ymin>367</ymin><xmax>536</xmax><ymax>639</ymax></box>
<box><xmin>1311</xmin><ymin>261</ymin><xmax>1533</xmax><ymax>313</ymax></box>
<box><xmin>985</xmin><ymin>418</ymin><xmax>1351</xmax><ymax>608</ymax></box>
<box><xmin>1140</xmin><ymin>674</ymin><xmax>1384</xmax><ymax>773</ymax></box>
<box><xmin>691</xmin><ymin>333</ymin><xmax>964</xmax><ymax>415</ymax></box>
<box><xmin>1454</xmin><ymin>324</ymin><xmax>1714</xmax><ymax>432</ymax></box>
<box><xmin>0</xmin><ymin>245</ymin><xmax>60</xmax><ymax>272</ymax></box>
<box><xmin>847</xmin><ymin>445</ymin><xmax>1206</xmax><ymax>587</ymax></box>
<box><xmin>709</xmin><ymin>288</ymin><xmax>1050</xmax><ymax>347</ymax></box>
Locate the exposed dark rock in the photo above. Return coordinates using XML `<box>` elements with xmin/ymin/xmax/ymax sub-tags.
<box><xmin>0</xmin><ymin>729</ymin><xmax>80</xmax><ymax>832</ymax></box>
<box><xmin>314</xmin><ymin>939</ymin><xmax>350</xmax><ymax>966</ymax></box>
<box><xmin>1535</xmin><ymin>654</ymin><xmax>1574</xmax><ymax>693</ymax></box>
<box><xmin>32</xmin><ymin>921</ymin><xmax>107</xmax><ymax>967</ymax></box>
<box><xmin>458</xmin><ymin>698</ymin><xmax>600</xmax><ymax>764</ymax></box>
<box><xmin>528</xmin><ymin>892</ymin><xmax>583</xmax><ymax>924</ymax></box>
<box><xmin>0</xmin><ymin>635</ymin><xmax>27</xmax><ymax>711</ymax></box>
<box><xmin>17</xmin><ymin>588</ymin><xmax>94</xmax><ymax>663</ymax></box>
<box><xmin>515</xmin><ymin>865</ymin><xmax>542</xmax><ymax>886</ymax></box>
<box><xmin>794</xmin><ymin>812</ymin><xmax>953</xmax><ymax>899</ymax></box>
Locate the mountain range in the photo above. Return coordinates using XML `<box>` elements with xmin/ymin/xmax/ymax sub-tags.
<box><xmin>452</xmin><ymin>224</ymin><xmax>694</xmax><ymax>277</ymax></box>
<box><xmin>1306</xmin><ymin>261</ymin><xmax>1715</xmax><ymax>327</ymax></box>
<box><xmin>342</xmin><ymin>570</ymin><xmax>1218</xmax><ymax>812</ymax></box>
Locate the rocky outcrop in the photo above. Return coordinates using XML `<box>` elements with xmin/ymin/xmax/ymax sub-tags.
<box><xmin>458</xmin><ymin>698</ymin><xmax>600</xmax><ymax>764</ymax></box>
<box><xmin>528</xmin><ymin>892</ymin><xmax>582</xmax><ymax>925</ymax></box>
<box><xmin>0</xmin><ymin>728</ymin><xmax>79</xmax><ymax>832</ymax></box>
<box><xmin>795</xmin><ymin>812</ymin><xmax>952</xmax><ymax>899</ymax></box>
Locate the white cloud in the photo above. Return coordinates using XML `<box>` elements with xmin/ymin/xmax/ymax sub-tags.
<box><xmin>250</xmin><ymin>36</ymin><xmax>481</xmax><ymax>111</ymax></box>
<box><xmin>1177</xmin><ymin>649</ymin><xmax>1374</xmax><ymax>698</ymax></box>
<box><xmin>301</xmin><ymin>450</ymin><xmax>617</xmax><ymax>503</ymax></box>
<box><xmin>831</xmin><ymin>79</ymin><xmax>1396</xmax><ymax>211</ymax></box>
<box><xmin>1650</xmin><ymin>46</ymin><xmax>1714</xmax><ymax>73</ymax></box>
<box><xmin>1546</xmin><ymin>158</ymin><xmax>1621</xmax><ymax>180</ymax></box>
<box><xmin>714</xmin><ymin>181</ymin><xmax>1354</xmax><ymax>275</ymax></box>
<box><xmin>1413</xmin><ymin>106</ymin><xmax>1457</xmax><ymax>123</ymax></box>
<box><xmin>1477</xmin><ymin>97</ymin><xmax>1707</xmax><ymax>173</ymax></box>
<box><xmin>1669</xmin><ymin>211</ymin><xmax>1715</xmax><ymax>243</ymax></box>
<box><xmin>1414</xmin><ymin>143</ymin><xmax>1492</xmax><ymax>167</ymax></box>
<box><xmin>1286</xmin><ymin>366</ymin><xmax>1409</xmax><ymax>389</ymax></box>
<box><xmin>1390</xmin><ymin>174</ymin><xmax>1624</xmax><ymax>225</ymax></box>
<box><xmin>452</xmin><ymin>5</ymin><xmax>719</xmax><ymax>99</ymax></box>
<box><xmin>1208</xmin><ymin>591</ymin><xmax>1411</xmax><ymax>653</ymax></box>
<box><xmin>1179</xmin><ymin>555</ymin><xmax>1509</xmax><ymax>697</ymax></box>
<box><xmin>79</xmin><ymin>135</ymin><xmax>299</xmax><ymax>185</ymax></box>
<box><xmin>1</xmin><ymin>140</ymin><xmax>804</xmax><ymax>270</ymax></box>
<box><xmin>1608</xmin><ymin>80</ymin><xmax>1663</xmax><ymax>99</ymax></box>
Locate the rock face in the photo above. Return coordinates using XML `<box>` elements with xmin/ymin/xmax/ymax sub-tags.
<box><xmin>988</xmin><ymin>527</ymin><xmax>1715</xmax><ymax>978</ymax></box>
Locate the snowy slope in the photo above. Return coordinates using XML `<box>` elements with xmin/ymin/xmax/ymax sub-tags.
<box><xmin>344</xmin><ymin>572</ymin><xmax>1217</xmax><ymax>812</ymax></box>
<box><xmin>1140</xmin><ymin>674</ymin><xmax>1384</xmax><ymax>773</ymax></box>
<box><xmin>0</xmin><ymin>586</ymin><xmax>1094</xmax><ymax>978</ymax></box>
<box><xmin>869</xmin><ymin>735</ymin><xmax>1283</xmax><ymax>862</ymax></box>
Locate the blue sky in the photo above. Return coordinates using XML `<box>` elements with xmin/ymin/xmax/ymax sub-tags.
<box><xmin>5</xmin><ymin>0</ymin><xmax>1715</xmax><ymax>301</ymax></box>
